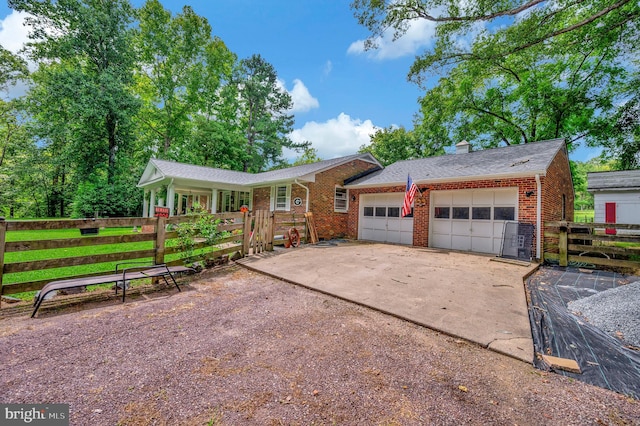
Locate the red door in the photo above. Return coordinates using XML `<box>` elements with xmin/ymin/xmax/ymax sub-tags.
<box><xmin>605</xmin><ymin>202</ymin><xmax>617</xmax><ymax>235</ymax></box>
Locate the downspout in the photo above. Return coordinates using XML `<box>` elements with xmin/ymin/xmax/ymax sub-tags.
<box><xmin>294</xmin><ymin>179</ymin><xmax>310</xmax><ymax>212</ymax></box>
<box><xmin>535</xmin><ymin>174</ymin><xmax>542</xmax><ymax>260</ymax></box>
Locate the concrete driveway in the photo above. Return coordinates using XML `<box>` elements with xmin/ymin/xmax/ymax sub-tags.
<box><xmin>237</xmin><ymin>242</ymin><xmax>538</xmax><ymax>363</ymax></box>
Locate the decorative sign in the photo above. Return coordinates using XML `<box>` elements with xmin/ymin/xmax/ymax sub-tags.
<box><xmin>154</xmin><ymin>206</ymin><xmax>170</xmax><ymax>218</ymax></box>
<box><xmin>293</xmin><ymin>197</ymin><xmax>303</xmax><ymax>206</ymax></box>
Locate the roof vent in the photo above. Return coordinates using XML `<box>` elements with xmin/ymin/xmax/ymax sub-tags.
<box><xmin>456</xmin><ymin>140</ymin><xmax>471</xmax><ymax>154</ymax></box>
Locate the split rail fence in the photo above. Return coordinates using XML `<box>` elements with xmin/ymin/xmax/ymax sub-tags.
<box><xmin>543</xmin><ymin>221</ymin><xmax>640</xmax><ymax>270</ymax></box>
<box><xmin>0</xmin><ymin>211</ymin><xmax>311</xmax><ymax>299</ymax></box>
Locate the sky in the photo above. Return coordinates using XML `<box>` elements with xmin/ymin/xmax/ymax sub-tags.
<box><xmin>0</xmin><ymin>0</ymin><xmax>600</xmax><ymax>162</ymax></box>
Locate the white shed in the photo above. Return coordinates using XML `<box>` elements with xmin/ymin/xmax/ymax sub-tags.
<box><xmin>587</xmin><ymin>170</ymin><xmax>640</xmax><ymax>232</ymax></box>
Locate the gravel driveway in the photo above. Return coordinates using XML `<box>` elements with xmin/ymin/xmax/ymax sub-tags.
<box><xmin>1</xmin><ymin>266</ymin><xmax>638</xmax><ymax>425</ymax></box>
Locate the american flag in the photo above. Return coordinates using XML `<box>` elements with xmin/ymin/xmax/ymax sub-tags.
<box><xmin>402</xmin><ymin>174</ymin><xmax>418</xmax><ymax>217</ymax></box>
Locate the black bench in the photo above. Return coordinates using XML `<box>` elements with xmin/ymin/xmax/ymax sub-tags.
<box><xmin>32</xmin><ymin>263</ymin><xmax>195</xmax><ymax>318</ymax></box>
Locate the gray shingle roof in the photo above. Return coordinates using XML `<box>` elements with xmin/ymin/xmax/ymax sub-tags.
<box><xmin>139</xmin><ymin>153</ymin><xmax>380</xmax><ymax>187</ymax></box>
<box><xmin>346</xmin><ymin>139</ymin><xmax>566</xmax><ymax>187</ymax></box>
<box><xmin>587</xmin><ymin>170</ymin><xmax>640</xmax><ymax>191</ymax></box>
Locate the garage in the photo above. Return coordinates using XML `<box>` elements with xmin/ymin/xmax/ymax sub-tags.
<box><xmin>359</xmin><ymin>193</ymin><xmax>414</xmax><ymax>244</ymax></box>
<box><xmin>430</xmin><ymin>188</ymin><xmax>518</xmax><ymax>254</ymax></box>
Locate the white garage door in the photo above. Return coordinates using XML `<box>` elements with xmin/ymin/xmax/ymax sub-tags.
<box><xmin>430</xmin><ymin>188</ymin><xmax>518</xmax><ymax>254</ymax></box>
<box><xmin>359</xmin><ymin>193</ymin><xmax>414</xmax><ymax>245</ymax></box>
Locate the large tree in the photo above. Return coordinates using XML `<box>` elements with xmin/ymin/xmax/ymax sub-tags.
<box><xmin>134</xmin><ymin>0</ymin><xmax>235</xmax><ymax>160</ymax></box>
<box><xmin>233</xmin><ymin>54</ymin><xmax>307</xmax><ymax>172</ymax></box>
<box><xmin>359</xmin><ymin>126</ymin><xmax>444</xmax><ymax>166</ymax></box>
<box><xmin>10</xmin><ymin>0</ymin><xmax>140</xmax><ymax>187</ymax></box>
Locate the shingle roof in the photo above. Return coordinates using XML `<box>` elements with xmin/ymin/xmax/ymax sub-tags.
<box><xmin>587</xmin><ymin>170</ymin><xmax>640</xmax><ymax>191</ymax></box>
<box><xmin>138</xmin><ymin>153</ymin><xmax>380</xmax><ymax>187</ymax></box>
<box><xmin>346</xmin><ymin>139</ymin><xmax>566</xmax><ymax>188</ymax></box>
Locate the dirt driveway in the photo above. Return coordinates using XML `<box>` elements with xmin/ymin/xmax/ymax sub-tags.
<box><xmin>1</xmin><ymin>266</ymin><xmax>638</xmax><ymax>425</ymax></box>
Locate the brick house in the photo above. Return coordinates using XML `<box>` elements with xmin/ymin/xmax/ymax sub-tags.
<box><xmin>138</xmin><ymin>139</ymin><xmax>573</xmax><ymax>259</ymax></box>
<box><xmin>137</xmin><ymin>153</ymin><xmax>382</xmax><ymax>240</ymax></box>
<box><xmin>343</xmin><ymin>139</ymin><xmax>574</xmax><ymax>260</ymax></box>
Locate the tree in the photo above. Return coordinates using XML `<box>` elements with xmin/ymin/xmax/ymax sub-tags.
<box><xmin>233</xmin><ymin>54</ymin><xmax>307</xmax><ymax>172</ymax></box>
<box><xmin>10</xmin><ymin>0</ymin><xmax>140</xmax><ymax>187</ymax></box>
<box><xmin>415</xmin><ymin>35</ymin><xmax>626</xmax><ymax>149</ymax></box>
<box><xmin>351</xmin><ymin>0</ymin><xmax>639</xmax><ymax>82</ymax></box>
<box><xmin>292</xmin><ymin>146</ymin><xmax>321</xmax><ymax>166</ymax></box>
<box><xmin>134</xmin><ymin>0</ymin><xmax>235</xmax><ymax>160</ymax></box>
<box><xmin>359</xmin><ymin>126</ymin><xmax>444</xmax><ymax>166</ymax></box>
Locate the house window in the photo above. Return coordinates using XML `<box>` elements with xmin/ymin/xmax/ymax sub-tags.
<box><xmin>375</xmin><ymin>207</ymin><xmax>386</xmax><ymax>217</ymax></box>
<box><xmin>334</xmin><ymin>187</ymin><xmax>348</xmax><ymax>212</ymax></box>
<box><xmin>388</xmin><ymin>207</ymin><xmax>400</xmax><ymax>218</ymax></box>
<box><xmin>364</xmin><ymin>207</ymin><xmax>374</xmax><ymax>217</ymax></box>
<box><xmin>271</xmin><ymin>185</ymin><xmax>291</xmax><ymax>211</ymax></box>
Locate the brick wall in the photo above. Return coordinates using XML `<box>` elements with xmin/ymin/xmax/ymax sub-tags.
<box><xmin>250</xmin><ymin>159</ymin><xmax>379</xmax><ymax>240</ymax></box>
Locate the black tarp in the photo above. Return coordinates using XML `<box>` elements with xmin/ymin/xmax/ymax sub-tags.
<box><xmin>527</xmin><ymin>266</ymin><xmax>640</xmax><ymax>398</ymax></box>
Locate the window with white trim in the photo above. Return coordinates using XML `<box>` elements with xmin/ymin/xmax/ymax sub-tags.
<box><xmin>271</xmin><ymin>184</ymin><xmax>291</xmax><ymax>211</ymax></box>
<box><xmin>334</xmin><ymin>187</ymin><xmax>348</xmax><ymax>212</ymax></box>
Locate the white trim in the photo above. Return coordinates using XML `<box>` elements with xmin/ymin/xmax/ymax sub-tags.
<box><xmin>334</xmin><ymin>186</ymin><xmax>349</xmax><ymax>213</ymax></box>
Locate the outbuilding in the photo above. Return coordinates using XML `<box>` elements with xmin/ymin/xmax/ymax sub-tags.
<box><xmin>587</xmin><ymin>170</ymin><xmax>640</xmax><ymax>232</ymax></box>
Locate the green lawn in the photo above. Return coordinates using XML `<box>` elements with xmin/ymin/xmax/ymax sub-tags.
<box><xmin>2</xmin><ymin>227</ymin><xmax>220</xmax><ymax>300</ymax></box>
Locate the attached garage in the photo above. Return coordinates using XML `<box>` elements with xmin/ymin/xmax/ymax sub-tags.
<box><xmin>430</xmin><ymin>188</ymin><xmax>518</xmax><ymax>254</ymax></box>
<box><xmin>359</xmin><ymin>193</ymin><xmax>414</xmax><ymax>244</ymax></box>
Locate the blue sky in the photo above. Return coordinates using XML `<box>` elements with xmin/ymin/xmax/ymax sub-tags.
<box><xmin>0</xmin><ymin>1</ymin><xmax>600</xmax><ymax>162</ymax></box>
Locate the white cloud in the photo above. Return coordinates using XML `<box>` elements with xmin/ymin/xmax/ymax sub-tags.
<box><xmin>323</xmin><ymin>60</ymin><xmax>332</xmax><ymax>77</ymax></box>
<box><xmin>276</xmin><ymin>78</ymin><xmax>319</xmax><ymax>114</ymax></box>
<box><xmin>0</xmin><ymin>11</ymin><xmax>30</xmax><ymax>54</ymax></box>
<box><xmin>288</xmin><ymin>79</ymin><xmax>319</xmax><ymax>113</ymax></box>
<box><xmin>347</xmin><ymin>18</ymin><xmax>437</xmax><ymax>60</ymax></box>
<box><xmin>288</xmin><ymin>113</ymin><xmax>380</xmax><ymax>159</ymax></box>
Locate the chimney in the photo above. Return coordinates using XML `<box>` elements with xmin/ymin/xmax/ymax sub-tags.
<box><xmin>456</xmin><ymin>140</ymin><xmax>471</xmax><ymax>154</ymax></box>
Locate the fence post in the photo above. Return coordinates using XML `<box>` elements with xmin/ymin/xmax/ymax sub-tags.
<box><xmin>0</xmin><ymin>217</ymin><xmax>5</xmax><ymax>305</ymax></box>
<box><xmin>267</xmin><ymin>212</ymin><xmax>274</xmax><ymax>252</ymax></box>
<box><xmin>155</xmin><ymin>216</ymin><xmax>166</xmax><ymax>265</ymax></box>
<box><xmin>558</xmin><ymin>220</ymin><xmax>568</xmax><ymax>267</ymax></box>
<box><xmin>243</xmin><ymin>211</ymin><xmax>251</xmax><ymax>257</ymax></box>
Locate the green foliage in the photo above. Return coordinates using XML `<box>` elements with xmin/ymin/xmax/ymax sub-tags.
<box><xmin>173</xmin><ymin>206</ymin><xmax>229</xmax><ymax>262</ymax></box>
<box><xmin>71</xmin><ymin>179</ymin><xmax>141</xmax><ymax>218</ymax></box>
<box><xmin>292</xmin><ymin>146</ymin><xmax>322</xmax><ymax>166</ymax></box>
<box><xmin>359</xmin><ymin>126</ymin><xmax>444</xmax><ymax>166</ymax></box>
<box><xmin>570</xmin><ymin>158</ymin><xmax>614</xmax><ymax>211</ymax></box>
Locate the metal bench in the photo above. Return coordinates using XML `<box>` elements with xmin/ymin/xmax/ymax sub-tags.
<box><xmin>32</xmin><ymin>263</ymin><xmax>195</xmax><ymax>318</ymax></box>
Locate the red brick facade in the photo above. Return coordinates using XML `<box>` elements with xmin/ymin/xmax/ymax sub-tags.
<box><xmin>252</xmin><ymin>159</ymin><xmax>379</xmax><ymax>240</ymax></box>
<box><xmin>249</xmin><ymin>147</ymin><xmax>573</xmax><ymax>260</ymax></box>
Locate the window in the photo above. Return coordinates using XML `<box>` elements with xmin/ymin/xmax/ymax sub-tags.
<box><xmin>388</xmin><ymin>207</ymin><xmax>400</xmax><ymax>218</ymax></box>
<box><xmin>472</xmin><ymin>207</ymin><xmax>491</xmax><ymax>220</ymax></box>
<box><xmin>434</xmin><ymin>207</ymin><xmax>450</xmax><ymax>219</ymax></box>
<box><xmin>238</xmin><ymin>191</ymin><xmax>251</xmax><ymax>210</ymax></box>
<box><xmin>403</xmin><ymin>208</ymin><xmax>414</xmax><ymax>218</ymax></box>
<box><xmin>334</xmin><ymin>187</ymin><xmax>348</xmax><ymax>212</ymax></box>
<box><xmin>452</xmin><ymin>207</ymin><xmax>469</xmax><ymax>219</ymax></box>
<box><xmin>494</xmin><ymin>207</ymin><xmax>515</xmax><ymax>221</ymax></box>
<box><xmin>364</xmin><ymin>207</ymin><xmax>374</xmax><ymax>217</ymax></box>
<box><xmin>271</xmin><ymin>185</ymin><xmax>290</xmax><ymax>211</ymax></box>
<box><xmin>375</xmin><ymin>207</ymin><xmax>386</xmax><ymax>217</ymax></box>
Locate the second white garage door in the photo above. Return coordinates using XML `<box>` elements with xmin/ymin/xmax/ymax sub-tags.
<box><xmin>430</xmin><ymin>188</ymin><xmax>518</xmax><ymax>254</ymax></box>
<box><xmin>359</xmin><ymin>193</ymin><xmax>414</xmax><ymax>245</ymax></box>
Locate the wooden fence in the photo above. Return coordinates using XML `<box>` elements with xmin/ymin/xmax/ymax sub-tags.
<box><xmin>0</xmin><ymin>211</ymin><xmax>310</xmax><ymax>298</ymax></box>
<box><xmin>544</xmin><ymin>221</ymin><xmax>640</xmax><ymax>271</ymax></box>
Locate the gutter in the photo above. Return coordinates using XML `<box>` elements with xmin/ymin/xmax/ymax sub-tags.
<box><xmin>535</xmin><ymin>174</ymin><xmax>542</xmax><ymax>261</ymax></box>
<box><xmin>294</xmin><ymin>179</ymin><xmax>310</xmax><ymax>212</ymax></box>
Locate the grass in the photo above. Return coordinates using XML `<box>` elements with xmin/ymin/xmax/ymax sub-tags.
<box><xmin>574</xmin><ymin>210</ymin><xmax>594</xmax><ymax>222</ymax></box>
<box><xmin>2</xmin><ymin>226</ymin><xmax>224</xmax><ymax>300</ymax></box>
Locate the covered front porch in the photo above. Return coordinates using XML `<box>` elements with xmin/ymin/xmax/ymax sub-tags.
<box><xmin>141</xmin><ymin>185</ymin><xmax>252</xmax><ymax>218</ymax></box>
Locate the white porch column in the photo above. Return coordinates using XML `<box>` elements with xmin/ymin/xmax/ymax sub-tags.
<box><xmin>167</xmin><ymin>184</ymin><xmax>175</xmax><ymax>217</ymax></box>
<box><xmin>149</xmin><ymin>189</ymin><xmax>156</xmax><ymax>218</ymax></box>
<box><xmin>177</xmin><ymin>192</ymin><xmax>183</xmax><ymax>216</ymax></box>
<box><xmin>142</xmin><ymin>190</ymin><xmax>149</xmax><ymax>218</ymax></box>
<box><xmin>211</xmin><ymin>189</ymin><xmax>218</xmax><ymax>214</ymax></box>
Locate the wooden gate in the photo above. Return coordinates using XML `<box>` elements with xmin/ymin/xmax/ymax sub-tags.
<box><xmin>243</xmin><ymin>210</ymin><xmax>274</xmax><ymax>255</ymax></box>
